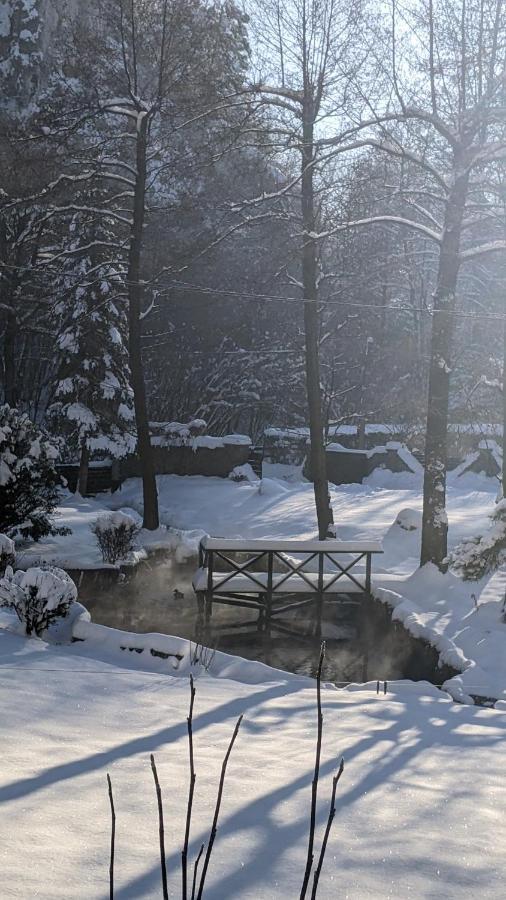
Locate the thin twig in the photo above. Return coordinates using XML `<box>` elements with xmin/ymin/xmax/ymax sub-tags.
<box><xmin>300</xmin><ymin>642</ymin><xmax>326</xmax><ymax>899</ymax></box>
<box><xmin>107</xmin><ymin>773</ymin><xmax>115</xmax><ymax>900</ymax></box>
<box><xmin>310</xmin><ymin>759</ymin><xmax>345</xmax><ymax>899</ymax></box>
<box><xmin>182</xmin><ymin>675</ymin><xmax>197</xmax><ymax>900</ymax></box>
<box><xmin>150</xmin><ymin>754</ymin><xmax>168</xmax><ymax>899</ymax></box>
<box><xmin>196</xmin><ymin>715</ymin><xmax>243</xmax><ymax>900</ymax></box>
<box><xmin>191</xmin><ymin>843</ymin><xmax>204</xmax><ymax>900</ymax></box>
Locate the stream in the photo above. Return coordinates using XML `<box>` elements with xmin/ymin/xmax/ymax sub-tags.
<box><xmin>76</xmin><ymin>556</ymin><xmax>458</xmax><ymax>686</ymax></box>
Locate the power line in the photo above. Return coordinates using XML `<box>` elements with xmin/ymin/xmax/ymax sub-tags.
<box><xmin>164</xmin><ymin>280</ymin><xmax>506</xmax><ymax>323</ymax></box>
<box><xmin>3</xmin><ymin>258</ymin><xmax>506</xmax><ymax>322</ymax></box>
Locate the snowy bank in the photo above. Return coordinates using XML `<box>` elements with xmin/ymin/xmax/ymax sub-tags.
<box><xmin>374</xmin><ymin>563</ymin><xmax>506</xmax><ymax>704</ymax></box>
<box><xmin>1</xmin><ymin>624</ymin><xmax>506</xmax><ymax>899</ymax></box>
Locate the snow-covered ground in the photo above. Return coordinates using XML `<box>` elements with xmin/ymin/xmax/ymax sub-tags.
<box><xmin>14</xmin><ymin>466</ymin><xmax>506</xmax><ymax>702</ymax></box>
<box><xmin>19</xmin><ymin>466</ymin><xmax>496</xmax><ymax>573</ymax></box>
<box><xmin>3</xmin><ymin>468</ymin><xmax>506</xmax><ymax>896</ymax></box>
<box><xmin>1</xmin><ymin>625</ymin><xmax>506</xmax><ymax>899</ymax></box>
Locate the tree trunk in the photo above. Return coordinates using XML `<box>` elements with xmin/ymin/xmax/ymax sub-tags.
<box><xmin>420</xmin><ymin>164</ymin><xmax>469</xmax><ymax>568</ymax></box>
<box><xmin>127</xmin><ymin>111</ymin><xmax>159</xmax><ymax>530</ymax></box>
<box><xmin>0</xmin><ymin>227</ymin><xmax>18</xmax><ymax>407</ymax></box>
<box><xmin>357</xmin><ymin>336</ymin><xmax>370</xmax><ymax>451</ymax></box>
<box><xmin>357</xmin><ymin>419</ymin><xmax>366</xmax><ymax>451</ymax></box>
<box><xmin>77</xmin><ymin>440</ymin><xmax>89</xmax><ymax>496</ymax></box>
<box><xmin>301</xmin><ymin>110</ymin><xmax>334</xmax><ymax>539</ymax></box>
<box><xmin>3</xmin><ymin>307</ymin><xmax>18</xmax><ymax>408</ymax></box>
<box><xmin>502</xmin><ymin>316</ymin><xmax>506</xmax><ymax>500</ymax></box>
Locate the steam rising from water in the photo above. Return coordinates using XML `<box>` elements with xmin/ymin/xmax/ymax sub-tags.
<box><xmin>79</xmin><ymin>557</ymin><xmax>446</xmax><ymax>685</ymax></box>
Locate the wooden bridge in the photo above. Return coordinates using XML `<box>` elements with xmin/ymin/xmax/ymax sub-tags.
<box><xmin>192</xmin><ymin>536</ymin><xmax>384</xmax><ymax>635</ymax></box>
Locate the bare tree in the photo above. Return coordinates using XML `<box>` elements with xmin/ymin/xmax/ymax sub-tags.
<box><xmin>316</xmin><ymin>0</ymin><xmax>506</xmax><ymax>566</ymax></box>
<box><xmin>60</xmin><ymin>0</ymin><xmax>251</xmax><ymax>527</ymax></box>
<box><xmin>245</xmin><ymin>0</ymin><xmax>365</xmax><ymax>538</ymax></box>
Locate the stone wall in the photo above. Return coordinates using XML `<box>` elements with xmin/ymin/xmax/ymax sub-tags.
<box><xmin>304</xmin><ymin>442</ymin><xmax>419</xmax><ymax>486</ymax></box>
<box><xmin>120</xmin><ymin>440</ymin><xmax>251</xmax><ymax>480</ymax></box>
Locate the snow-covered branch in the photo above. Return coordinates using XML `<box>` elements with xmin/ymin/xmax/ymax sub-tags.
<box><xmin>312</xmin><ymin>216</ymin><xmax>442</xmax><ymax>244</ymax></box>
<box><xmin>460</xmin><ymin>241</ymin><xmax>506</xmax><ymax>262</ymax></box>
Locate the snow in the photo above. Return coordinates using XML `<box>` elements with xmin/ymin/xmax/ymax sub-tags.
<box><xmin>93</xmin><ymin>510</ymin><xmax>138</xmax><ymax>533</ymax></box>
<box><xmin>390</xmin><ymin>442</ymin><xmax>423</xmax><ymax>474</ymax></box>
<box><xmin>65</xmin><ymin>402</ymin><xmax>98</xmax><ymax>428</ymax></box>
<box><xmin>201</xmin><ymin>536</ymin><xmax>383</xmax><ymax>552</ymax></box>
<box><xmin>4</xmin><ymin>467</ymin><xmax>506</xmax><ymax>894</ymax></box>
<box><xmin>109</xmin><ymin>325</ymin><xmax>122</xmax><ymax>344</ymax></box>
<box><xmin>16</xmin><ymin>495</ymin><xmax>153</xmax><ymax>570</ymax></box>
<box><xmin>151</xmin><ymin>430</ymin><xmax>252</xmax><ymax>450</ymax></box>
<box><xmin>229</xmin><ymin>463</ymin><xmax>259</xmax><ymax>482</ymax></box>
<box><xmin>193</xmin><ymin>568</ymin><xmax>368</xmax><ymax>593</ymax></box>
<box><xmin>479</xmin><ymin>439</ymin><xmax>503</xmax><ymax>469</ymax></box>
<box><xmin>0</xmin><ymin>2</ymin><xmax>11</xmax><ymax>38</ymax></box>
<box><xmin>12</xmin><ymin>468</ymin><xmax>506</xmax><ymax>700</ymax></box>
<box><xmin>1</xmin><ymin>624</ymin><xmax>506</xmax><ymax>898</ymax></box>
<box><xmin>374</xmin><ymin>562</ymin><xmax>506</xmax><ymax>703</ymax></box>
<box><xmin>326</xmin><ymin>441</ymin><xmax>364</xmax><ymax>454</ymax></box>
<box><xmin>5</xmin><ymin>564</ymin><xmax>77</xmax><ymax>606</ymax></box>
<box><xmin>118</xmin><ymin>401</ymin><xmax>135</xmax><ymax>421</ymax></box>
<box><xmin>393</xmin><ymin>507</ymin><xmax>421</xmax><ymax>532</ymax></box>
<box><xmin>88</xmin><ymin>430</ymin><xmax>137</xmax><ymax>458</ymax></box>
<box><xmin>0</xmin><ymin>532</ymin><xmax>15</xmax><ymax>556</ymax></box>
<box><xmin>0</xmin><ymin>456</ymin><xmax>12</xmax><ymax>485</ymax></box>
<box><xmin>326</xmin><ymin>442</ymin><xmax>421</xmax><ymax>474</ymax></box>
<box><xmin>265</xmin><ymin>424</ymin><xmax>400</xmax><ymax>439</ymax></box>
<box><xmin>23</xmin><ymin>470</ymin><xmax>492</xmax><ymax>574</ymax></box>
<box><xmin>57</xmin><ymin>332</ymin><xmax>79</xmax><ymax>353</ymax></box>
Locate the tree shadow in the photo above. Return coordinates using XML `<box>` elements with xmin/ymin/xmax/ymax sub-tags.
<box><xmin>114</xmin><ymin>691</ymin><xmax>506</xmax><ymax>898</ymax></box>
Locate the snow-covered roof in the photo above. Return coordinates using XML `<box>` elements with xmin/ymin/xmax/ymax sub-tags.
<box><xmin>265</xmin><ymin>423</ymin><xmax>505</xmax><ymax>439</ymax></box>
<box><xmin>264</xmin><ymin>424</ymin><xmax>401</xmax><ymax>439</ymax></box>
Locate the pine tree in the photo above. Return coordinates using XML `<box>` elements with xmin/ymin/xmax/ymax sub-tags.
<box><xmin>50</xmin><ymin>207</ymin><xmax>134</xmax><ymax>494</ymax></box>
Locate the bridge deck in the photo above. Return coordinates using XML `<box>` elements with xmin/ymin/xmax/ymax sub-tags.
<box><xmin>193</xmin><ymin>537</ymin><xmax>384</xmax><ymax>635</ymax></box>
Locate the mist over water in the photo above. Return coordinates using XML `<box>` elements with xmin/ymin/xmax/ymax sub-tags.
<box><xmin>79</xmin><ymin>557</ymin><xmax>445</xmax><ymax>685</ymax></box>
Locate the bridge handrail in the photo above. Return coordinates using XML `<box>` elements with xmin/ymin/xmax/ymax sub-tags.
<box><xmin>199</xmin><ymin>536</ymin><xmax>383</xmax><ymax>554</ymax></box>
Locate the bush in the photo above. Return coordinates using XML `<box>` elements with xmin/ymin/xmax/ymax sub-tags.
<box><xmin>229</xmin><ymin>463</ymin><xmax>258</xmax><ymax>483</ymax></box>
<box><xmin>0</xmin><ymin>565</ymin><xmax>77</xmax><ymax>636</ymax></box>
<box><xmin>0</xmin><ymin>534</ymin><xmax>15</xmax><ymax>574</ymax></box>
<box><xmin>0</xmin><ymin>405</ymin><xmax>66</xmax><ymax>541</ymax></box>
<box><xmin>448</xmin><ymin>499</ymin><xmax>506</xmax><ymax>580</ymax></box>
<box><xmin>92</xmin><ymin>511</ymin><xmax>140</xmax><ymax>563</ymax></box>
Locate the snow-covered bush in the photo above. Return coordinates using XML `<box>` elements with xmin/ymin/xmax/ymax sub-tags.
<box><xmin>229</xmin><ymin>463</ymin><xmax>258</xmax><ymax>483</ymax></box>
<box><xmin>0</xmin><ymin>405</ymin><xmax>66</xmax><ymax>541</ymax></box>
<box><xmin>449</xmin><ymin>500</ymin><xmax>506</xmax><ymax>580</ymax></box>
<box><xmin>0</xmin><ymin>534</ymin><xmax>15</xmax><ymax>574</ymax></box>
<box><xmin>0</xmin><ymin>565</ymin><xmax>77</xmax><ymax>637</ymax></box>
<box><xmin>92</xmin><ymin>511</ymin><xmax>140</xmax><ymax>563</ymax></box>
<box><xmin>394</xmin><ymin>508</ymin><xmax>421</xmax><ymax>532</ymax></box>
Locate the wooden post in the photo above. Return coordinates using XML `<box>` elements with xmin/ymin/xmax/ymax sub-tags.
<box><xmin>77</xmin><ymin>439</ymin><xmax>89</xmax><ymax>496</ymax></box>
<box><xmin>365</xmin><ymin>552</ymin><xmax>372</xmax><ymax>595</ymax></box>
<box><xmin>316</xmin><ymin>550</ymin><xmax>324</xmax><ymax>637</ymax></box>
<box><xmin>205</xmin><ymin>549</ymin><xmax>214</xmax><ymax>627</ymax></box>
<box><xmin>266</xmin><ymin>550</ymin><xmax>273</xmax><ymax>629</ymax></box>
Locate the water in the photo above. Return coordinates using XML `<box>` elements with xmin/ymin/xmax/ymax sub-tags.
<box><xmin>77</xmin><ymin>556</ymin><xmax>450</xmax><ymax>685</ymax></box>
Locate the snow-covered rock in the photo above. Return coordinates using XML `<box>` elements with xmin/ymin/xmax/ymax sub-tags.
<box><xmin>229</xmin><ymin>463</ymin><xmax>259</xmax><ymax>483</ymax></box>
<box><xmin>395</xmin><ymin>508</ymin><xmax>422</xmax><ymax>531</ymax></box>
